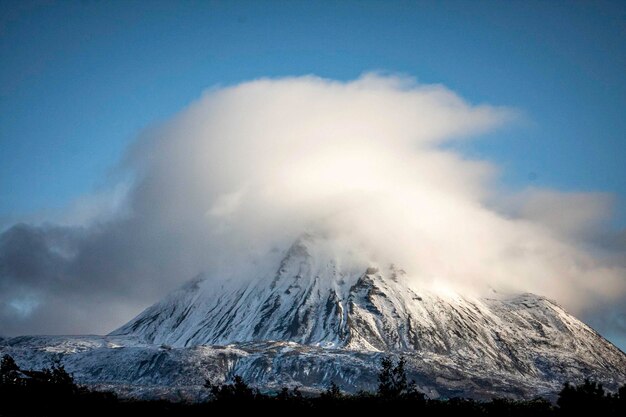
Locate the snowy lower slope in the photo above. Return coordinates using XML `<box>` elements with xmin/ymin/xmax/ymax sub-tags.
<box><xmin>2</xmin><ymin>235</ymin><xmax>625</xmax><ymax>400</ymax></box>
<box><xmin>1</xmin><ymin>332</ymin><xmax>624</xmax><ymax>401</ymax></box>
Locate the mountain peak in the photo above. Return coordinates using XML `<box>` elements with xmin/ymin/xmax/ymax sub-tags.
<box><xmin>111</xmin><ymin>237</ymin><xmax>625</xmax><ymax>386</ymax></box>
<box><xmin>4</xmin><ymin>235</ymin><xmax>623</xmax><ymax>400</ymax></box>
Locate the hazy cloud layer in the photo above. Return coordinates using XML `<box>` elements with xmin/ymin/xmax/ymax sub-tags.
<box><xmin>1</xmin><ymin>74</ymin><xmax>624</xmax><ymax>342</ymax></box>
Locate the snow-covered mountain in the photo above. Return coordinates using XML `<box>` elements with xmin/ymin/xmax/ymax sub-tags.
<box><xmin>112</xmin><ymin>235</ymin><xmax>625</xmax><ymax>372</ymax></box>
<box><xmin>2</xmin><ymin>235</ymin><xmax>625</xmax><ymax>399</ymax></box>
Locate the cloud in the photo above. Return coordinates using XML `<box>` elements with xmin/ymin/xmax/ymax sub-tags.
<box><xmin>0</xmin><ymin>74</ymin><xmax>624</xmax><ymax>338</ymax></box>
<box><xmin>502</xmin><ymin>188</ymin><xmax>615</xmax><ymax>240</ymax></box>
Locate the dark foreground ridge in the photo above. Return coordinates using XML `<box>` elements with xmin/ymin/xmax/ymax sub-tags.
<box><xmin>1</xmin><ymin>354</ymin><xmax>625</xmax><ymax>417</ymax></box>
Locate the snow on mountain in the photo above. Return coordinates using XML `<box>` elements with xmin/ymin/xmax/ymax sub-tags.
<box><xmin>2</xmin><ymin>235</ymin><xmax>625</xmax><ymax>400</ymax></box>
<box><xmin>112</xmin><ymin>235</ymin><xmax>625</xmax><ymax>375</ymax></box>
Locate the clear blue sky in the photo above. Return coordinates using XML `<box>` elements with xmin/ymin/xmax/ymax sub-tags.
<box><xmin>1</xmin><ymin>0</ymin><xmax>625</xmax><ymax>223</ymax></box>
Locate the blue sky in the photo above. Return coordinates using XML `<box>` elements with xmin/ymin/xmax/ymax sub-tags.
<box><xmin>2</xmin><ymin>0</ymin><xmax>626</xmax><ymax>226</ymax></box>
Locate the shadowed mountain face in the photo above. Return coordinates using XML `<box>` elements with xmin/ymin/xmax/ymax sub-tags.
<box><xmin>3</xmin><ymin>235</ymin><xmax>625</xmax><ymax>400</ymax></box>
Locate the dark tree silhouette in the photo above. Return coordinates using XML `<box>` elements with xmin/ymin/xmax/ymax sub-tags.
<box><xmin>377</xmin><ymin>356</ymin><xmax>424</xmax><ymax>401</ymax></box>
<box><xmin>378</xmin><ymin>356</ymin><xmax>396</xmax><ymax>397</ymax></box>
<box><xmin>276</xmin><ymin>386</ymin><xmax>302</xmax><ymax>401</ymax></box>
<box><xmin>0</xmin><ymin>354</ymin><xmax>116</xmax><ymax>416</ymax></box>
<box><xmin>321</xmin><ymin>381</ymin><xmax>342</xmax><ymax>399</ymax></box>
<box><xmin>557</xmin><ymin>379</ymin><xmax>611</xmax><ymax>415</ymax></box>
<box><xmin>0</xmin><ymin>354</ymin><xmax>21</xmax><ymax>386</ymax></box>
<box><xmin>45</xmin><ymin>362</ymin><xmax>78</xmax><ymax>391</ymax></box>
<box><xmin>2</xmin><ymin>352</ymin><xmax>624</xmax><ymax>416</ymax></box>
<box><xmin>205</xmin><ymin>375</ymin><xmax>257</xmax><ymax>401</ymax></box>
<box><xmin>276</xmin><ymin>387</ymin><xmax>291</xmax><ymax>401</ymax></box>
<box><xmin>617</xmin><ymin>384</ymin><xmax>626</xmax><ymax>415</ymax></box>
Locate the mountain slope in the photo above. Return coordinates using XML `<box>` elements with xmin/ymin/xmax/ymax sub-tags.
<box><xmin>0</xmin><ymin>336</ymin><xmax>570</xmax><ymax>401</ymax></box>
<box><xmin>112</xmin><ymin>235</ymin><xmax>626</xmax><ymax>383</ymax></box>
<box><xmin>2</xmin><ymin>235</ymin><xmax>624</xmax><ymax>400</ymax></box>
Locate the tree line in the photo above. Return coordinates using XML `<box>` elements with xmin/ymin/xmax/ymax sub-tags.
<box><xmin>1</xmin><ymin>353</ymin><xmax>625</xmax><ymax>416</ymax></box>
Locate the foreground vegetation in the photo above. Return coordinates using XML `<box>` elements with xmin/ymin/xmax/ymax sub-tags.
<box><xmin>1</xmin><ymin>354</ymin><xmax>624</xmax><ymax>416</ymax></box>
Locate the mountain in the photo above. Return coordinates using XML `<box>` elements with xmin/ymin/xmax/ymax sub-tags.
<box><xmin>2</xmin><ymin>235</ymin><xmax>625</xmax><ymax>400</ymax></box>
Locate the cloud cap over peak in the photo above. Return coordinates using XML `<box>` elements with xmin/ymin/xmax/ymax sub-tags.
<box><xmin>0</xmin><ymin>74</ymin><xmax>623</xmax><ymax>342</ymax></box>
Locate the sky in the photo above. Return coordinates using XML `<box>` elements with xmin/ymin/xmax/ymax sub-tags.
<box><xmin>0</xmin><ymin>1</ymin><xmax>625</xmax><ymax>349</ymax></box>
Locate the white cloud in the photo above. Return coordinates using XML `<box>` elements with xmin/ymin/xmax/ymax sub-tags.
<box><xmin>1</xmin><ymin>73</ymin><xmax>624</xmax><ymax>336</ymax></box>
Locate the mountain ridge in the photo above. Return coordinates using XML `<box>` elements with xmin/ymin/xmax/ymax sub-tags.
<box><xmin>2</xmin><ymin>235</ymin><xmax>625</xmax><ymax>400</ymax></box>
